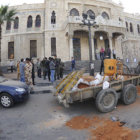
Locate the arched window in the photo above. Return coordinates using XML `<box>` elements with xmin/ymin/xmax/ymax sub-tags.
<box><xmin>102</xmin><ymin>12</ymin><xmax>109</xmax><ymax>20</ymax></box>
<box><xmin>70</xmin><ymin>8</ymin><xmax>79</xmax><ymax>16</ymax></box>
<box><xmin>126</xmin><ymin>22</ymin><xmax>129</xmax><ymax>32</ymax></box>
<box><xmin>51</xmin><ymin>11</ymin><xmax>56</xmax><ymax>24</ymax></box>
<box><xmin>130</xmin><ymin>23</ymin><xmax>133</xmax><ymax>33</ymax></box>
<box><xmin>14</xmin><ymin>17</ymin><xmax>19</xmax><ymax>29</ymax></box>
<box><xmin>137</xmin><ymin>24</ymin><xmax>140</xmax><ymax>34</ymax></box>
<box><xmin>27</xmin><ymin>16</ymin><xmax>33</xmax><ymax>28</ymax></box>
<box><xmin>35</xmin><ymin>15</ymin><xmax>41</xmax><ymax>27</ymax></box>
<box><xmin>6</xmin><ymin>21</ymin><xmax>11</xmax><ymax>30</ymax></box>
<box><xmin>87</xmin><ymin>10</ymin><xmax>95</xmax><ymax>19</ymax></box>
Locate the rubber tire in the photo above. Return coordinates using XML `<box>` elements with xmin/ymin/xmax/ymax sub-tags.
<box><xmin>122</xmin><ymin>84</ymin><xmax>137</xmax><ymax>105</ymax></box>
<box><xmin>95</xmin><ymin>88</ymin><xmax>118</xmax><ymax>113</ymax></box>
<box><xmin>0</xmin><ymin>93</ymin><xmax>14</xmax><ymax>108</ymax></box>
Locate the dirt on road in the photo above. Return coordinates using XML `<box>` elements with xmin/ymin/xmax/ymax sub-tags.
<box><xmin>66</xmin><ymin>86</ymin><xmax>140</xmax><ymax>140</ymax></box>
<box><xmin>66</xmin><ymin>116</ymin><xmax>140</xmax><ymax>140</ymax></box>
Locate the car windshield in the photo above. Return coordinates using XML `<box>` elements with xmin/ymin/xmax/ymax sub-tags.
<box><xmin>0</xmin><ymin>77</ymin><xmax>8</xmax><ymax>83</ymax></box>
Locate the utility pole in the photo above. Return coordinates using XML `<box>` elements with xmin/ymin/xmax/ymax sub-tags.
<box><xmin>81</xmin><ymin>13</ymin><xmax>99</xmax><ymax>75</ymax></box>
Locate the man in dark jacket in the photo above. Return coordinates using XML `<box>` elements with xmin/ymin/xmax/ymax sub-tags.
<box><xmin>59</xmin><ymin>59</ymin><xmax>64</xmax><ymax>79</ymax></box>
<box><xmin>54</xmin><ymin>55</ymin><xmax>60</xmax><ymax>80</ymax></box>
<box><xmin>41</xmin><ymin>58</ymin><xmax>47</xmax><ymax>80</ymax></box>
<box><xmin>31</xmin><ymin>59</ymin><xmax>35</xmax><ymax>85</ymax></box>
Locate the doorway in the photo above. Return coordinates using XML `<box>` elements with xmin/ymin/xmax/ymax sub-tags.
<box><xmin>73</xmin><ymin>38</ymin><xmax>81</xmax><ymax>61</ymax></box>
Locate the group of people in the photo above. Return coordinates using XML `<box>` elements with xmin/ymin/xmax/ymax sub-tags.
<box><xmin>36</xmin><ymin>55</ymin><xmax>64</xmax><ymax>83</ymax></box>
<box><xmin>16</xmin><ymin>55</ymin><xmax>65</xmax><ymax>88</ymax></box>
<box><xmin>96</xmin><ymin>47</ymin><xmax>116</xmax><ymax>60</ymax></box>
<box><xmin>16</xmin><ymin>55</ymin><xmax>76</xmax><ymax>87</ymax></box>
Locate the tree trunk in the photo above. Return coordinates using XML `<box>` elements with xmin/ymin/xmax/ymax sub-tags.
<box><xmin>0</xmin><ymin>25</ymin><xmax>1</xmax><ymax>62</ymax></box>
<box><xmin>0</xmin><ymin>25</ymin><xmax>3</xmax><ymax>76</ymax></box>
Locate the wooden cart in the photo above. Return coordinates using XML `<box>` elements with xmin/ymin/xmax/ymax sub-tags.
<box><xmin>55</xmin><ymin>71</ymin><xmax>140</xmax><ymax>113</ymax></box>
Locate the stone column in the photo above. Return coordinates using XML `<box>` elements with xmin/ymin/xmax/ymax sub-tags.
<box><xmin>91</xmin><ymin>32</ymin><xmax>95</xmax><ymax>60</ymax></box>
<box><xmin>69</xmin><ymin>33</ymin><xmax>74</xmax><ymax>60</ymax></box>
<box><xmin>109</xmin><ymin>34</ymin><xmax>113</xmax><ymax>58</ymax></box>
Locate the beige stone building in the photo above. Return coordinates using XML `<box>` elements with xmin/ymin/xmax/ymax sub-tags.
<box><xmin>1</xmin><ymin>0</ymin><xmax>140</xmax><ymax>68</ymax></box>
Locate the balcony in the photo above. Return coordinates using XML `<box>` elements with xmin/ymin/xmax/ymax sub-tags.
<box><xmin>67</xmin><ymin>16</ymin><xmax>125</xmax><ymax>28</ymax></box>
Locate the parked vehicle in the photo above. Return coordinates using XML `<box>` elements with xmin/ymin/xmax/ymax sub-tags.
<box><xmin>0</xmin><ymin>77</ymin><xmax>30</xmax><ymax>108</ymax></box>
<box><xmin>55</xmin><ymin>71</ymin><xmax>140</xmax><ymax>113</ymax></box>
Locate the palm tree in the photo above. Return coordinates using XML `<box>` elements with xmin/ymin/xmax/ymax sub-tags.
<box><xmin>0</xmin><ymin>5</ymin><xmax>16</xmax><ymax>75</ymax></box>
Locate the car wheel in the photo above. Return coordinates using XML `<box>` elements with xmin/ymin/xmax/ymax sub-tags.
<box><xmin>0</xmin><ymin>93</ymin><xmax>14</xmax><ymax>108</ymax></box>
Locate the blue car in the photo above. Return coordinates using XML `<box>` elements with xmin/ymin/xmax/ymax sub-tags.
<box><xmin>0</xmin><ymin>77</ymin><xmax>30</xmax><ymax>108</ymax></box>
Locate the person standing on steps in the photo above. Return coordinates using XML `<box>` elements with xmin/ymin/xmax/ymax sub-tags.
<box><xmin>9</xmin><ymin>60</ymin><xmax>14</xmax><ymax>73</ymax></box>
<box><xmin>19</xmin><ymin>58</ymin><xmax>25</xmax><ymax>82</ymax></box>
<box><xmin>31</xmin><ymin>59</ymin><xmax>35</xmax><ymax>85</ymax></box>
<box><xmin>49</xmin><ymin>57</ymin><xmax>56</xmax><ymax>83</ymax></box>
<box><xmin>112</xmin><ymin>49</ymin><xmax>116</xmax><ymax>59</ymax></box>
<box><xmin>25</xmin><ymin>58</ymin><xmax>33</xmax><ymax>89</ymax></box>
<box><xmin>17</xmin><ymin>61</ymin><xmax>20</xmax><ymax>80</ymax></box>
<box><xmin>71</xmin><ymin>57</ymin><xmax>75</xmax><ymax>71</ymax></box>
<box><xmin>100</xmin><ymin>47</ymin><xmax>105</xmax><ymax>60</ymax></box>
<box><xmin>46</xmin><ymin>57</ymin><xmax>50</xmax><ymax>81</ymax></box>
<box><xmin>36</xmin><ymin>58</ymin><xmax>42</xmax><ymax>78</ymax></box>
<box><xmin>60</xmin><ymin>59</ymin><xmax>64</xmax><ymax>79</ymax></box>
<box><xmin>41</xmin><ymin>57</ymin><xmax>47</xmax><ymax>80</ymax></box>
<box><xmin>54</xmin><ymin>55</ymin><xmax>60</xmax><ymax>80</ymax></box>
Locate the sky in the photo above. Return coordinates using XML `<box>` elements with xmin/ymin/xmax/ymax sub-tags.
<box><xmin>0</xmin><ymin>0</ymin><xmax>139</xmax><ymax>14</ymax></box>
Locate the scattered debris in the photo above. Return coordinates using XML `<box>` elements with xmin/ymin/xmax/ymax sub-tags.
<box><xmin>110</xmin><ymin>116</ymin><xmax>119</xmax><ymax>122</ymax></box>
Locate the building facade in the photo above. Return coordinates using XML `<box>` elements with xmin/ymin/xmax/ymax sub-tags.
<box><xmin>1</xmin><ymin>0</ymin><xmax>140</xmax><ymax>67</ymax></box>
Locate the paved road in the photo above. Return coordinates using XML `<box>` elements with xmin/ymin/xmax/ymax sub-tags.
<box><xmin>0</xmin><ymin>91</ymin><xmax>140</xmax><ymax>140</ymax></box>
<box><xmin>1</xmin><ymin>73</ymin><xmax>140</xmax><ymax>140</ymax></box>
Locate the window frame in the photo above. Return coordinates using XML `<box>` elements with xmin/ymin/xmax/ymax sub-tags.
<box><xmin>8</xmin><ymin>42</ymin><xmax>14</xmax><ymax>59</ymax></box>
<box><xmin>102</xmin><ymin>12</ymin><xmax>109</xmax><ymax>20</ymax></box>
<box><xmin>70</xmin><ymin>8</ymin><xmax>79</xmax><ymax>16</ymax></box>
<box><xmin>35</xmin><ymin>15</ymin><xmax>41</xmax><ymax>27</ymax></box>
<box><xmin>27</xmin><ymin>15</ymin><xmax>33</xmax><ymax>28</ymax></box>
<box><xmin>14</xmin><ymin>17</ymin><xmax>19</xmax><ymax>29</ymax></box>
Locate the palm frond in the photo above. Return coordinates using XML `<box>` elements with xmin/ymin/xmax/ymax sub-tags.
<box><xmin>0</xmin><ymin>5</ymin><xmax>16</xmax><ymax>24</ymax></box>
<box><xmin>5</xmin><ymin>9</ymin><xmax>17</xmax><ymax>21</ymax></box>
<box><xmin>1</xmin><ymin>5</ymin><xmax>8</xmax><ymax>16</ymax></box>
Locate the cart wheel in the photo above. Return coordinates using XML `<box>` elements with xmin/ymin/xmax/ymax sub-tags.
<box><xmin>95</xmin><ymin>88</ymin><xmax>118</xmax><ymax>113</ymax></box>
<box><xmin>122</xmin><ymin>84</ymin><xmax>137</xmax><ymax>105</ymax></box>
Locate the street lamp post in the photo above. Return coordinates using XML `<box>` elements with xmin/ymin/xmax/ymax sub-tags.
<box><xmin>81</xmin><ymin>13</ymin><xmax>99</xmax><ymax>76</ymax></box>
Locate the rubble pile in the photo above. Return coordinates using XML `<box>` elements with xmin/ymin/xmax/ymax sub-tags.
<box><xmin>65</xmin><ymin>116</ymin><xmax>140</xmax><ymax>140</ymax></box>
